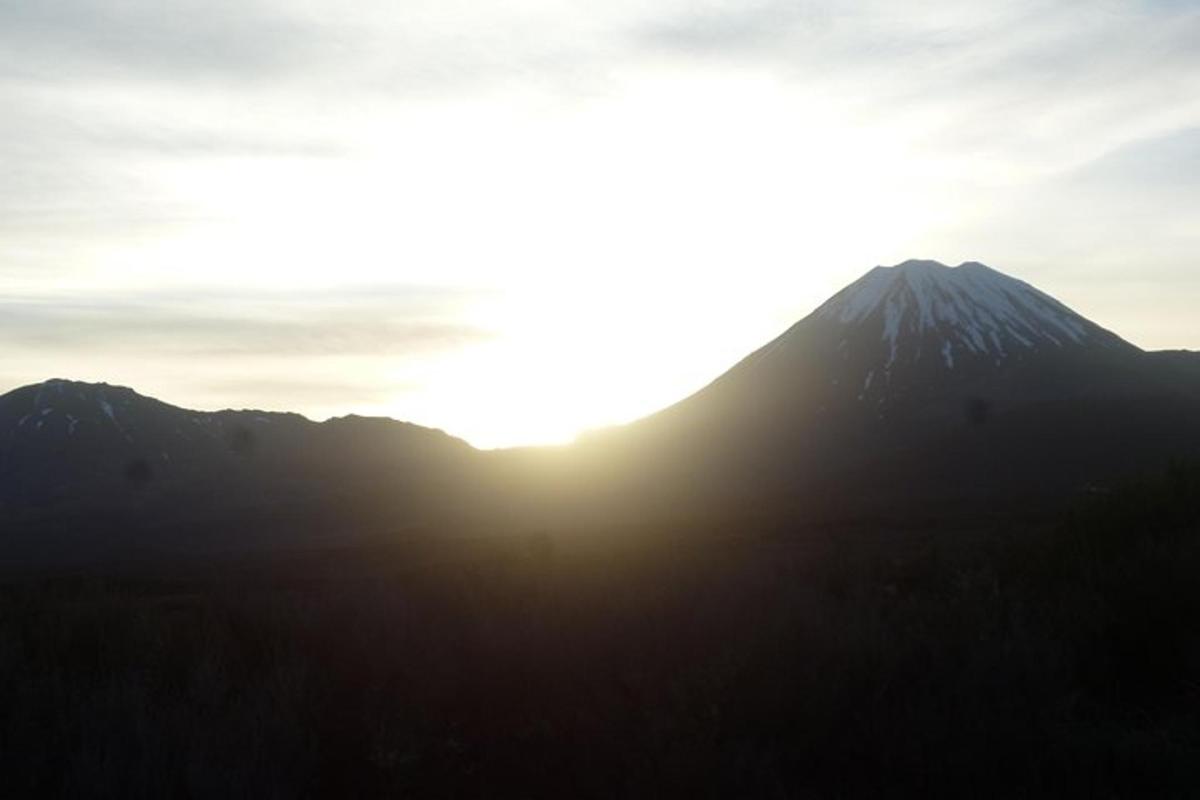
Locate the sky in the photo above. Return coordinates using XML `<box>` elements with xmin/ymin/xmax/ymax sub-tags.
<box><xmin>2</xmin><ymin>0</ymin><xmax>1198</xmax><ymax>447</ymax></box>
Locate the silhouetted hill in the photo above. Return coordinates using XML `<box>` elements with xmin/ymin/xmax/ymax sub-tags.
<box><xmin>0</xmin><ymin>380</ymin><xmax>478</xmax><ymax>565</ymax></box>
<box><xmin>563</xmin><ymin>260</ymin><xmax>1200</xmax><ymax>521</ymax></box>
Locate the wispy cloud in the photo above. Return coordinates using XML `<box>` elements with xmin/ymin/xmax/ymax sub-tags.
<box><xmin>0</xmin><ymin>286</ymin><xmax>488</xmax><ymax>358</ymax></box>
<box><xmin>185</xmin><ymin>375</ymin><xmax>412</xmax><ymax>411</ymax></box>
<box><xmin>637</xmin><ymin>1</ymin><xmax>1200</xmax><ymax>172</ymax></box>
<box><xmin>636</xmin><ymin>0</ymin><xmax>831</xmax><ymax>54</ymax></box>
<box><xmin>0</xmin><ymin>0</ymin><xmax>328</xmax><ymax>83</ymax></box>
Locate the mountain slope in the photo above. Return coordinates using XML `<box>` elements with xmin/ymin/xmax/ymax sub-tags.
<box><xmin>576</xmin><ymin>260</ymin><xmax>1200</xmax><ymax>519</ymax></box>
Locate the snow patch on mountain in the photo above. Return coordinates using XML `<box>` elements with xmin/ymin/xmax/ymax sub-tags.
<box><xmin>816</xmin><ymin>260</ymin><xmax>1117</xmax><ymax>372</ymax></box>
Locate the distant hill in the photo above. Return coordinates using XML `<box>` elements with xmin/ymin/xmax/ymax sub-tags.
<box><xmin>0</xmin><ymin>380</ymin><xmax>478</xmax><ymax>565</ymax></box>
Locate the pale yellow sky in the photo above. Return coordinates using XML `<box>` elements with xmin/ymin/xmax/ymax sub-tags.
<box><xmin>2</xmin><ymin>1</ymin><xmax>1198</xmax><ymax>446</ymax></box>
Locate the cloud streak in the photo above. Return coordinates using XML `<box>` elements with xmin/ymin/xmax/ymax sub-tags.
<box><xmin>0</xmin><ymin>286</ymin><xmax>488</xmax><ymax>358</ymax></box>
<box><xmin>0</xmin><ymin>0</ymin><xmax>328</xmax><ymax>84</ymax></box>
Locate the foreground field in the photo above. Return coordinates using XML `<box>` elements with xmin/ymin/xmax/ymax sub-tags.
<box><xmin>3</xmin><ymin>465</ymin><xmax>1200</xmax><ymax>798</ymax></box>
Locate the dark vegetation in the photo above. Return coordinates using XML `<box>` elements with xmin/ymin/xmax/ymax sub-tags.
<box><xmin>3</xmin><ymin>463</ymin><xmax>1200</xmax><ymax>798</ymax></box>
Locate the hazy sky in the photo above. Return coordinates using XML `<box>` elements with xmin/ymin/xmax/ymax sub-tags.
<box><xmin>3</xmin><ymin>0</ymin><xmax>1198</xmax><ymax>446</ymax></box>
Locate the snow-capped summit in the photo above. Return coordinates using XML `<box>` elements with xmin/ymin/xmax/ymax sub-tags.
<box><xmin>813</xmin><ymin>260</ymin><xmax>1131</xmax><ymax>372</ymax></box>
<box><xmin>668</xmin><ymin>258</ymin><xmax>1154</xmax><ymax>432</ymax></box>
<box><xmin>3</xmin><ymin>379</ymin><xmax>147</xmax><ymax>445</ymax></box>
<box><xmin>711</xmin><ymin>259</ymin><xmax>1139</xmax><ymax>415</ymax></box>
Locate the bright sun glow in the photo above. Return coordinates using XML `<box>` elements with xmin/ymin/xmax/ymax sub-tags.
<box><xmin>4</xmin><ymin>70</ymin><xmax>960</xmax><ymax>449</ymax></box>
<box><xmin>132</xmin><ymin>71</ymin><xmax>939</xmax><ymax>447</ymax></box>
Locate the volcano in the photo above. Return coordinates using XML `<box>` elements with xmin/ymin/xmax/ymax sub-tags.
<box><xmin>586</xmin><ymin>259</ymin><xmax>1200</xmax><ymax>518</ymax></box>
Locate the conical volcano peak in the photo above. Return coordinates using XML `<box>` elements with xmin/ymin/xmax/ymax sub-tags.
<box><xmin>812</xmin><ymin>259</ymin><xmax>1133</xmax><ymax>368</ymax></box>
<box><xmin>713</xmin><ymin>259</ymin><xmax>1142</xmax><ymax>409</ymax></box>
<box><xmin>889</xmin><ymin>258</ymin><xmax>1003</xmax><ymax>282</ymax></box>
<box><xmin>825</xmin><ymin>260</ymin><xmax>971</xmax><ymax>325</ymax></box>
<box><xmin>838</xmin><ymin>260</ymin><xmax>1010</xmax><ymax>320</ymax></box>
<box><xmin>886</xmin><ymin>258</ymin><xmax>986</xmax><ymax>270</ymax></box>
<box><xmin>891</xmin><ymin>258</ymin><xmax>954</xmax><ymax>271</ymax></box>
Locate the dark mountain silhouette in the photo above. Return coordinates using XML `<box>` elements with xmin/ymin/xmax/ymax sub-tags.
<box><xmin>0</xmin><ymin>380</ymin><xmax>478</xmax><ymax>565</ymax></box>
<box><xmin>2</xmin><ymin>259</ymin><xmax>1199</xmax><ymax>561</ymax></box>
<box><xmin>562</xmin><ymin>260</ymin><xmax>1200</xmax><ymax>521</ymax></box>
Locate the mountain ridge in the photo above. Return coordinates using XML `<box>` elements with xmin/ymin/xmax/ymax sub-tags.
<box><xmin>2</xmin><ymin>377</ymin><xmax>465</xmax><ymax>440</ymax></box>
<box><xmin>3</xmin><ymin>259</ymin><xmax>1199</xmax><ymax>563</ymax></box>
